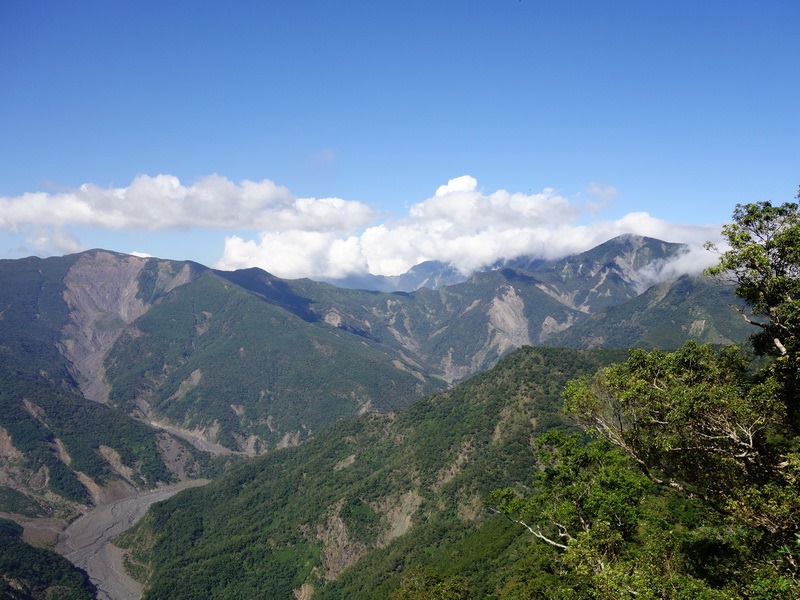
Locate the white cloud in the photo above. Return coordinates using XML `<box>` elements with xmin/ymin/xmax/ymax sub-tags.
<box><xmin>0</xmin><ymin>174</ymin><xmax>375</xmax><ymax>260</ymax></box>
<box><xmin>1</xmin><ymin>173</ymin><xmax>724</xmax><ymax>282</ymax></box>
<box><xmin>587</xmin><ymin>181</ymin><xmax>620</xmax><ymax>200</ymax></box>
<box><xmin>636</xmin><ymin>244</ymin><xmax>720</xmax><ymax>286</ymax></box>
<box><xmin>435</xmin><ymin>175</ymin><xmax>478</xmax><ymax>197</ymax></box>
<box><xmin>217</xmin><ymin>176</ymin><xmax>723</xmax><ymax>280</ymax></box>
<box><xmin>0</xmin><ymin>174</ymin><xmax>375</xmax><ymax>233</ymax></box>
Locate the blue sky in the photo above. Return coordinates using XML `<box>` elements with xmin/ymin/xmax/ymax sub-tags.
<box><xmin>1</xmin><ymin>1</ymin><xmax>798</xmax><ymax>279</ymax></box>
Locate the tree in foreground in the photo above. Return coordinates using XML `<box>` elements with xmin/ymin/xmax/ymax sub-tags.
<box><xmin>705</xmin><ymin>194</ymin><xmax>800</xmax><ymax>360</ymax></box>
<box><xmin>705</xmin><ymin>193</ymin><xmax>800</xmax><ymax>430</ymax></box>
<box><xmin>491</xmin><ymin>193</ymin><xmax>800</xmax><ymax>598</ymax></box>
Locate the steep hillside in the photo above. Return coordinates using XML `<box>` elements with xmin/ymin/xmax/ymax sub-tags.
<box><xmin>0</xmin><ymin>252</ymin><xmax>211</xmax><ymax>511</ymax></box>
<box><xmin>0</xmin><ymin>518</ymin><xmax>95</xmax><ymax>599</ymax></box>
<box><xmin>104</xmin><ymin>270</ymin><xmax>443</xmax><ymax>453</ymax></box>
<box><xmin>553</xmin><ymin>275</ymin><xmax>750</xmax><ymax>349</ymax></box>
<box><xmin>116</xmin><ymin>346</ymin><xmax>627</xmax><ymax>599</ymax></box>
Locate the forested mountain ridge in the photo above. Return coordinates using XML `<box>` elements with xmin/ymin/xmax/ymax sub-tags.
<box><xmin>118</xmin><ymin>342</ymin><xmax>797</xmax><ymax>598</ymax></box>
<box><xmin>115</xmin><ymin>199</ymin><xmax>800</xmax><ymax>598</ymax></box>
<box><xmin>115</xmin><ymin>346</ymin><xmax>629</xmax><ymax>598</ymax></box>
<box><xmin>232</xmin><ymin>235</ymin><xmax>748</xmax><ymax>383</ymax></box>
<box><xmin>0</xmin><ymin>235</ymin><xmax>748</xmax><ymax>496</ymax></box>
<box><xmin>551</xmin><ymin>274</ymin><xmax>752</xmax><ymax>349</ymax></box>
<box><xmin>0</xmin><ymin>235</ymin><xmax>746</xmax><ymax>513</ymax></box>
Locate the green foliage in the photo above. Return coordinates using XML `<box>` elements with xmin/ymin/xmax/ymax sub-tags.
<box><xmin>0</xmin><ymin>517</ymin><xmax>96</xmax><ymax>599</ymax></box>
<box><xmin>706</xmin><ymin>197</ymin><xmax>800</xmax><ymax>360</ymax></box>
<box><xmin>390</xmin><ymin>567</ymin><xmax>471</xmax><ymax>600</ymax></box>
<box><xmin>487</xmin><ymin>428</ymin><xmax>799</xmax><ymax>597</ymax></box>
<box><xmin>116</xmin><ymin>347</ymin><xmax>624</xmax><ymax>598</ymax></box>
<box><xmin>564</xmin><ymin>342</ymin><xmax>784</xmax><ymax>499</ymax></box>
<box><xmin>706</xmin><ymin>196</ymin><xmax>800</xmax><ymax>433</ymax></box>
<box><xmin>559</xmin><ymin>342</ymin><xmax>800</xmax><ymax>592</ymax></box>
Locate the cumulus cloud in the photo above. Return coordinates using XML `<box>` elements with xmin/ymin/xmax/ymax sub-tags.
<box><xmin>1</xmin><ymin>173</ymin><xmax>722</xmax><ymax>282</ymax></box>
<box><xmin>217</xmin><ymin>176</ymin><xmax>723</xmax><ymax>280</ymax></box>
<box><xmin>0</xmin><ymin>174</ymin><xmax>376</xmax><ymax>259</ymax></box>
<box><xmin>0</xmin><ymin>173</ymin><xmax>375</xmax><ymax>233</ymax></box>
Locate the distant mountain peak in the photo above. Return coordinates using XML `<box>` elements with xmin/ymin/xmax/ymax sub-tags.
<box><xmin>318</xmin><ymin>235</ymin><xmax>690</xmax><ymax>293</ymax></box>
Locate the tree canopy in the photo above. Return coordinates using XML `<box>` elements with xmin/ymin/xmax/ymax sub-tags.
<box><xmin>705</xmin><ymin>195</ymin><xmax>800</xmax><ymax>361</ymax></box>
<box><xmin>490</xmin><ymin>192</ymin><xmax>800</xmax><ymax>597</ymax></box>
<box><xmin>705</xmin><ymin>194</ymin><xmax>800</xmax><ymax>430</ymax></box>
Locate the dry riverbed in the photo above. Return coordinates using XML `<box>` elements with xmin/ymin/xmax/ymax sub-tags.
<box><xmin>56</xmin><ymin>479</ymin><xmax>208</xmax><ymax>600</ymax></box>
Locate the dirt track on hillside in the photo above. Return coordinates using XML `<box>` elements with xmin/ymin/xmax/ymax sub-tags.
<box><xmin>56</xmin><ymin>480</ymin><xmax>208</xmax><ymax>600</ymax></box>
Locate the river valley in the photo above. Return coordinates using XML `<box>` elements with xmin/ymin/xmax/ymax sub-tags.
<box><xmin>56</xmin><ymin>480</ymin><xmax>208</xmax><ymax>600</ymax></box>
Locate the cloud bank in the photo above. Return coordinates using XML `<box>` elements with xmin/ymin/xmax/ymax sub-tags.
<box><xmin>216</xmin><ymin>175</ymin><xmax>721</xmax><ymax>279</ymax></box>
<box><xmin>0</xmin><ymin>174</ymin><xmax>722</xmax><ymax>281</ymax></box>
<box><xmin>0</xmin><ymin>173</ymin><xmax>375</xmax><ymax>233</ymax></box>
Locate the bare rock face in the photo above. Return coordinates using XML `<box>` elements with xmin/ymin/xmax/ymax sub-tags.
<box><xmin>486</xmin><ymin>285</ymin><xmax>531</xmax><ymax>353</ymax></box>
<box><xmin>316</xmin><ymin>498</ymin><xmax>367</xmax><ymax>581</ymax></box>
<box><xmin>59</xmin><ymin>251</ymin><xmax>196</xmax><ymax>403</ymax></box>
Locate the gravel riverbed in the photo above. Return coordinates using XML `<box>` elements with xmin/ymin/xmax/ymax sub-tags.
<box><xmin>56</xmin><ymin>480</ymin><xmax>208</xmax><ymax>600</ymax></box>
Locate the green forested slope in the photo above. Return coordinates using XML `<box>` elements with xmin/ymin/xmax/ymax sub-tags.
<box><xmin>105</xmin><ymin>270</ymin><xmax>444</xmax><ymax>452</ymax></box>
<box><xmin>0</xmin><ymin>518</ymin><xmax>95</xmax><ymax>599</ymax></box>
<box><xmin>117</xmin><ymin>346</ymin><xmax>626</xmax><ymax>598</ymax></box>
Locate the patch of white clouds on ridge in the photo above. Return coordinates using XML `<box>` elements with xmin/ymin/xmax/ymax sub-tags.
<box><xmin>217</xmin><ymin>175</ymin><xmax>721</xmax><ymax>280</ymax></box>
<box><xmin>0</xmin><ymin>173</ymin><xmax>722</xmax><ymax>281</ymax></box>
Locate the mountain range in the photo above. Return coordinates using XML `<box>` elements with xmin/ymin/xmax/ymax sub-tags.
<box><xmin>0</xmin><ymin>235</ymin><xmax>752</xmax><ymax>515</ymax></box>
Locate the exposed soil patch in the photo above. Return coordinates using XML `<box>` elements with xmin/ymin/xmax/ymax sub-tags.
<box><xmin>372</xmin><ymin>489</ymin><xmax>422</xmax><ymax>548</ymax></box>
<box><xmin>316</xmin><ymin>498</ymin><xmax>366</xmax><ymax>581</ymax></box>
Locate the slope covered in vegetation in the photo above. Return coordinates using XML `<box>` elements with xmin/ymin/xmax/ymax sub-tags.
<box><xmin>118</xmin><ymin>198</ymin><xmax>800</xmax><ymax>598</ymax></box>
<box><xmin>0</xmin><ymin>518</ymin><xmax>95</xmax><ymax>600</ymax></box>
<box><xmin>116</xmin><ymin>346</ymin><xmax>625</xmax><ymax>598</ymax></box>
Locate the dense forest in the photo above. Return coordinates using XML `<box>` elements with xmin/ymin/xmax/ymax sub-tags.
<box><xmin>117</xmin><ymin>199</ymin><xmax>800</xmax><ymax>598</ymax></box>
<box><xmin>0</xmin><ymin>518</ymin><xmax>95</xmax><ymax>599</ymax></box>
<box><xmin>2</xmin><ymin>199</ymin><xmax>799</xmax><ymax>598</ymax></box>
